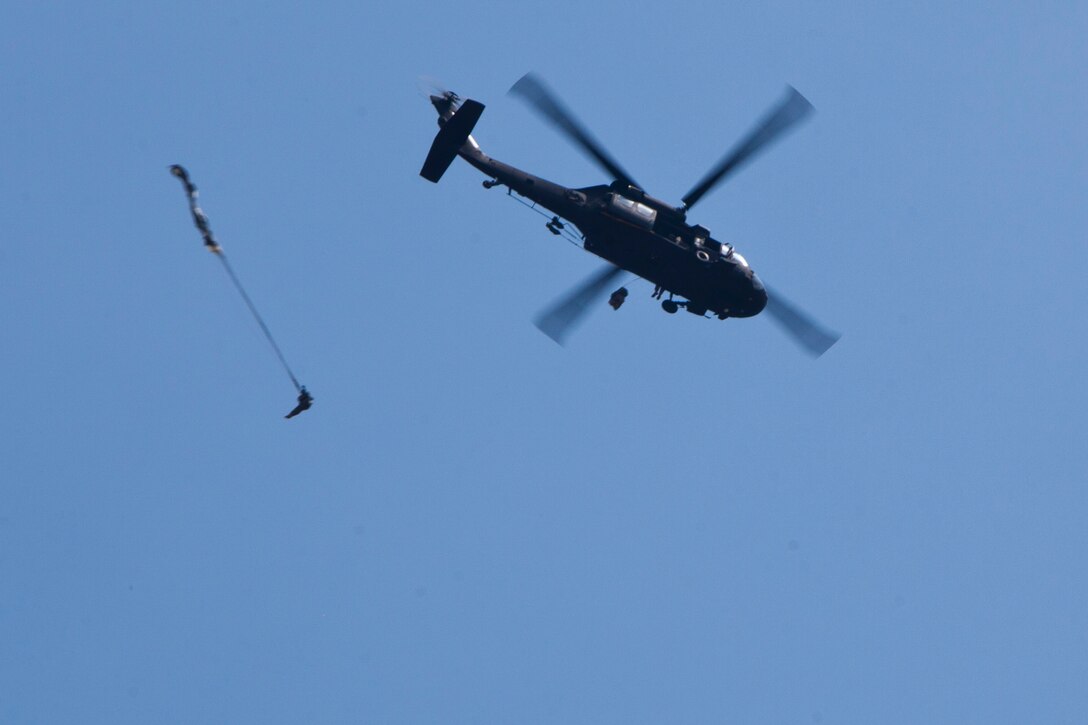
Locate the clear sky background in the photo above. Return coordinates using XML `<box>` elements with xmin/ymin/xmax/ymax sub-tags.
<box><xmin>2</xmin><ymin>2</ymin><xmax>1086</xmax><ymax>723</ymax></box>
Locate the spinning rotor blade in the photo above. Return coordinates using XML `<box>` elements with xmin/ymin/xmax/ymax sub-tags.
<box><xmin>764</xmin><ymin>287</ymin><xmax>840</xmax><ymax>357</ymax></box>
<box><xmin>535</xmin><ymin>264</ymin><xmax>626</xmax><ymax>345</ymax></box>
<box><xmin>510</xmin><ymin>73</ymin><xmax>639</xmax><ymax>189</ymax></box>
<box><xmin>416</xmin><ymin>75</ymin><xmax>450</xmax><ymax>99</ymax></box>
<box><xmin>682</xmin><ymin>86</ymin><xmax>813</xmax><ymax>211</ymax></box>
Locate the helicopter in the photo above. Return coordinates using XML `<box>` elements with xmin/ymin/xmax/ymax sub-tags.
<box><xmin>419</xmin><ymin>73</ymin><xmax>839</xmax><ymax>356</ymax></box>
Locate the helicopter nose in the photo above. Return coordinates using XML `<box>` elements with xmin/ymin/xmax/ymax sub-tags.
<box><xmin>749</xmin><ymin>273</ymin><xmax>768</xmax><ymax>313</ymax></box>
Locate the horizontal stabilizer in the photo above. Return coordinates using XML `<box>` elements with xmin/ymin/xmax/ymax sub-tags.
<box><xmin>420</xmin><ymin>99</ymin><xmax>484</xmax><ymax>183</ymax></box>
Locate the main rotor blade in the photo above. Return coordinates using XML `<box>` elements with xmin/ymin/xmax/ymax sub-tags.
<box><xmin>682</xmin><ymin>86</ymin><xmax>813</xmax><ymax>211</ymax></box>
<box><xmin>764</xmin><ymin>287</ymin><xmax>840</xmax><ymax>357</ymax></box>
<box><xmin>535</xmin><ymin>264</ymin><xmax>626</xmax><ymax>345</ymax></box>
<box><xmin>510</xmin><ymin>73</ymin><xmax>639</xmax><ymax>189</ymax></box>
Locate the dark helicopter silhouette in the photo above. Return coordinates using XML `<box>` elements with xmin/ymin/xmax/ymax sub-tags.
<box><xmin>420</xmin><ymin>73</ymin><xmax>839</xmax><ymax>355</ymax></box>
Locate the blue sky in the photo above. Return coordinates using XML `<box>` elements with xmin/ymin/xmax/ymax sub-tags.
<box><xmin>1</xmin><ymin>2</ymin><xmax>1086</xmax><ymax>722</ymax></box>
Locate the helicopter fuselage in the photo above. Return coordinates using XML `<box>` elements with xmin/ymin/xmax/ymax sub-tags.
<box><xmin>448</xmin><ymin>112</ymin><xmax>767</xmax><ymax>319</ymax></box>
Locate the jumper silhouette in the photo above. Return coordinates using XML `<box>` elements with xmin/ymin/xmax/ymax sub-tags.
<box><xmin>285</xmin><ymin>387</ymin><xmax>313</xmax><ymax>419</ymax></box>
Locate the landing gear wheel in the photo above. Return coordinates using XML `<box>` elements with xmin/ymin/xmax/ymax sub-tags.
<box><xmin>661</xmin><ymin>299</ymin><xmax>679</xmax><ymax>314</ymax></box>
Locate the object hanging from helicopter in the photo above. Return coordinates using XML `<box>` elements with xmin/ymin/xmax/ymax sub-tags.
<box><xmin>419</xmin><ymin>74</ymin><xmax>839</xmax><ymax>356</ymax></box>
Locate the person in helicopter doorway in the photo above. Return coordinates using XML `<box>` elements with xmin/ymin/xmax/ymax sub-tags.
<box><xmin>285</xmin><ymin>386</ymin><xmax>314</xmax><ymax>419</ymax></box>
